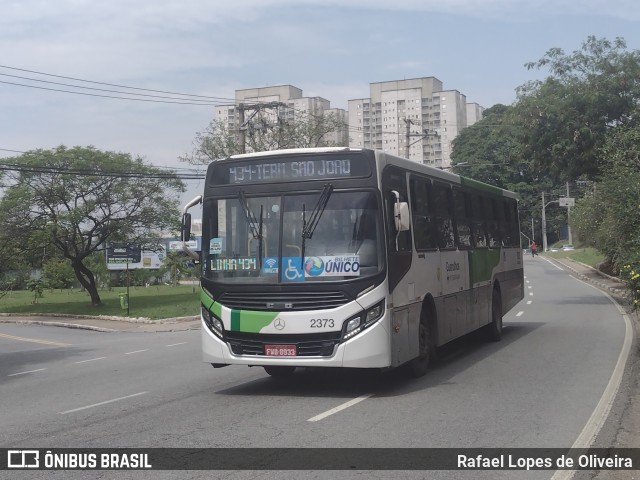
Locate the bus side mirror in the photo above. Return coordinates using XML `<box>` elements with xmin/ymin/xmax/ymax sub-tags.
<box><xmin>181</xmin><ymin>213</ymin><xmax>192</xmax><ymax>241</ymax></box>
<box><xmin>394</xmin><ymin>202</ymin><xmax>410</xmax><ymax>232</ymax></box>
<box><xmin>392</xmin><ymin>190</ymin><xmax>410</xmax><ymax>232</ymax></box>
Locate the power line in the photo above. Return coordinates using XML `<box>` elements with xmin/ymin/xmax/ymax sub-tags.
<box><xmin>0</xmin><ymin>64</ymin><xmax>237</xmax><ymax>102</ymax></box>
<box><xmin>0</xmin><ymin>162</ymin><xmax>205</xmax><ymax>180</ymax></box>
<box><xmin>0</xmin><ymin>72</ymin><xmax>232</xmax><ymax>104</ymax></box>
<box><xmin>0</xmin><ymin>80</ymin><xmax>226</xmax><ymax>106</ymax></box>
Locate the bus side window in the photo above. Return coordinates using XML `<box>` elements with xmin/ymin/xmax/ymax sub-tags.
<box><xmin>471</xmin><ymin>194</ymin><xmax>488</xmax><ymax>248</ymax></box>
<box><xmin>453</xmin><ymin>189</ymin><xmax>472</xmax><ymax>249</ymax></box>
<box><xmin>410</xmin><ymin>177</ymin><xmax>435</xmax><ymax>250</ymax></box>
<box><xmin>507</xmin><ymin>199</ymin><xmax>520</xmax><ymax>247</ymax></box>
<box><xmin>433</xmin><ymin>183</ymin><xmax>455</xmax><ymax>250</ymax></box>
<box><xmin>486</xmin><ymin>198</ymin><xmax>502</xmax><ymax>248</ymax></box>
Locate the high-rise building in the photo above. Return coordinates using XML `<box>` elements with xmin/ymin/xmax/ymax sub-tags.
<box><xmin>348</xmin><ymin>77</ymin><xmax>482</xmax><ymax>168</ymax></box>
<box><xmin>214</xmin><ymin>85</ymin><xmax>348</xmax><ymax>151</ymax></box>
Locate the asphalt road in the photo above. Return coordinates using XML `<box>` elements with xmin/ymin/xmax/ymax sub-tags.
<box><xmin>0</xmin><ymin>255</ymin><xmax>632</xmax><ymax>480</ymax></box>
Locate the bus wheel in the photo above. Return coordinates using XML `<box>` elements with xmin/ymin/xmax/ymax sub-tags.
<box><xmin>408</xmin><ymin>318</ymin><xmax>432</xmax><ymax>378</ymax></box>
<box><xmin>264</xmin><ymin>366</ymin><xmax>296</xmax><ymax>377</ymax></box>
<box><xmin>486</xmin><ymin>288</ymin><xmax>503</xmax><ymax>342</ymax></box>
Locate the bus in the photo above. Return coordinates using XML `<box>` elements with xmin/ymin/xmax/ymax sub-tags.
<box><xmin>181</xmin><ymin>147</ymin><xmax>524</xmax><ymax>377</ymax></box>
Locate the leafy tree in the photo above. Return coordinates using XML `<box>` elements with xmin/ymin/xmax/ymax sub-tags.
<box><xmin>0</xmin><ymin>146</ymin><xmax>184</xmax><ymax>306</ymax></box>
<box><xmin>182</xmin><ymin>112</ymin><xmax>348</xmax><ymax>165</ymax></box>
<box><xmin>573</xmin><ymin>124</ymin><xmax>640</xmax><ymax>303</ymax></box>
<box><xmin>42</xmin><ymin>258</ymin><xmax>76</xmax><ymax>289</ymax></box>
<box><xmin>515</xmin><ymin>36</ymin><xmax>640</xmax><ymax>180</ymax></box>
<box><xmin>26</xmin><ymin>278</ymin><xmax>44</xmax><ymax>304</ymax></box>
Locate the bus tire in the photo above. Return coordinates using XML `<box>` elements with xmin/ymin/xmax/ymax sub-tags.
<box><xmin>486</xmin><ymin>287</ymin><xmax>503</xmax><ymax>342</ymax></box>
<box><xmin>264</xmin><ymin>366</ymin><xmax>296</xmax><ymax>377</ymax></box>
<box><xmin>408</xmin><ymin>310</ymin><xmax>435</xmax><ymax>378</ymax></box>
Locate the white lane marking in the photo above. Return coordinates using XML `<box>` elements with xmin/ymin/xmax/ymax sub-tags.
<box><xmin>550</xmin><ymin>277</ymin><xmax>633</xmax><ymax>480</ymax></box>
<box><xmin>74</xmin><ymin>357</ymin><xmax>106</xmax><ymax>364</ymax></box>
<box><xmin>526</xmin><ymin>280</ymin><xmax>530</xmax><ymax>284</ymax></box>
<box><xmin>542</xmin><ymin>256</ymin><xmax>564</xmax><ymax>270</ymax></box>
<box><xmin>8</xmin><ymin>368</ymin><xmax>46</xmax><ymax>377</ymax></box>
<box><xmin>529</xmin><ymin>292</ymin><xmax>533</xmax><ymax>296</ymax></box>
<box><xmin>527</xmin><ymin>285</ymin><xmax>532</xmax><ymax>289</ymax></box>
<box><xmin>125</xmin><ymin>349</ymin><xmax>149</xmax><ymax>355</ymax></box>
<box><xmin>59</xmin><ymin>392</ymin><xmax>148</xmax><ymax>415</ymax></box>
<box><xmin>307</xmin><ymin>394</ymin><xmax>373</xmax><ymax>422</ymax></box>
<box><xmin>526</xmin><ymin>301</ymin><xmax>532</xmax><ymax>305</ymax></box>
<box><xmin>166</xmin><ymin>342</ymin><xmax>187</xmax><ymax>347</ymax></box>
<box><xmin>515</xmin><ymin>311</ymin><xmax>524</xmax><ymax>317</ymax></box>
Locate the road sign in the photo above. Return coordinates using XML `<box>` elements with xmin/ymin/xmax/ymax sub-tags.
<box><xmin>559</xmin><ymin>197</ymin><xmax>575</xmax><ymax>207</ymax></box>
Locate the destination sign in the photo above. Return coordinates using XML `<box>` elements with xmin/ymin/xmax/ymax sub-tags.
<box><xmin>211</xmin><ymin>154</ymin><xmax>371</xmax><ymax>185</ymax></box>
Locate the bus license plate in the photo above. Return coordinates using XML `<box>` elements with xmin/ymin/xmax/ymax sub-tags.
<box><xmin>264</xmin><ymin>344</ymin><xmax>297</xmax><ymax>356</ymax></box>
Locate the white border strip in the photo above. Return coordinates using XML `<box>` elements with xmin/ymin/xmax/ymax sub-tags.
<box><xmin>550</xmin><ymin>277</ymin><xmax>633</xmax><ymax>480</ymax></box>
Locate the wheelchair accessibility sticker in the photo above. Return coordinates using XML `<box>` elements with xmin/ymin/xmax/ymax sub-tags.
<box><xmin>281</xmin><ymin>256</ymin><xmax>360</xmax><ymax>281</ymax></box>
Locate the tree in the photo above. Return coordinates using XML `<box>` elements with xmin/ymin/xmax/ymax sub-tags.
<box><xmin>181</xmin><ymin>111</ymin><xmax>348</xmax><ymax>165</ymax></box>
<box><xmin>515</xmin><ymin>36</ymin><xmax>640</xmax><ymax>180</ymax></box>
<box><xmin>0</xmin><ymin>146</ymin><xmax>184</xmax><ymax>306</ymax></box>
<box><xmin>41</xmin><ymin>258</ymin><xmax>76</xmax><ymax>290</ymax></box>
<box><xmin>573</xmin><ymin>124</ymin><xmax>640</xmax><ymax>301</ymax></box>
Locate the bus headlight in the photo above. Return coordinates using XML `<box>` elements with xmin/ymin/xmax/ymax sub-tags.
<box><xmin>342</xmin><ymin>300</ymin><xmax>385</xmax><ymax>341</ymax></box>
<box><xmin>202</xmin><ymin>306</ymin><xmax>224</xmax><ymax>338</ymax></box>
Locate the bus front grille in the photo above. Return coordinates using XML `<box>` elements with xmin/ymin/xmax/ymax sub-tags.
<box><xmin>218</xmin><ymin>291</ymin><xmax>350</xmax><ymax>311</ymax></box>
<box><xmin>225</xmin><ymin>331</ymin><xmax>342</xmax><ymax>357</ymax></box>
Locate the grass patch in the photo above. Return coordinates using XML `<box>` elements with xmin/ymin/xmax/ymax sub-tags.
<box><xmin>0</xmin><ymin>284</ymin><xmax>200</xmax><ymax>320</ymax></box>
<box><xmin>545</xmin><ymin>247</ymin><xmax>604</xmax><ymax>269</ymax></box>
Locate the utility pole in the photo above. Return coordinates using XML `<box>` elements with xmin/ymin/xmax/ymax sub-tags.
<box><xmin>542</xmin><ymin>192</ymin><xmax>546</xmax><ymax>253</ymax></box>
<box><xmin>566</xmin><ymin>182</ymin><xmax>572</xmax><ymax>245</ymax></box>
<box><xmin>542</xmin><ymin>192</ymin><xmax>559</xmax><ymax>252</ymax></box>
<box><xmin>238</xmin><ymin>103</ymin><xmax>246</xmax><ymax>154</ymax></box>
<box><xmin>237</xmin><ymin>102</ymin><xmax>287</xmax><ymax>154</ymax></box>
<box><xmin>531</xmin><ymin>217</ymin><xmax>534</xmax><ymax>242</ymax></box>
<box><xmin>404</xmin><ymin>118</ymin><xmax>414</xmax><ymax>158</ymax></box>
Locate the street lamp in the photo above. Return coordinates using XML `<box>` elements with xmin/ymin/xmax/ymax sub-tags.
<box><xmin>541</xmin><ymin>192</ymin><xmax>558</xmax><ymax>252</ymax></box>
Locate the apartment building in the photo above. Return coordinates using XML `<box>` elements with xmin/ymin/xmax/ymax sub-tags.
<box><xmin>214</xmin><ymin>85</ymin><xmax>348</xmax><ymax>150</ymax></box>
<box><xmin>348</xmin><ymin>77</ymin><xmax>482</xmax><ymax>168</ymax></box>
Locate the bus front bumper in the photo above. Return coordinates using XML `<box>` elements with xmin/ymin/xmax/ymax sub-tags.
<box><xmin>202</xmin><ymin>316</ymin><xmax>391</xmax><ymax>369</ymax></box>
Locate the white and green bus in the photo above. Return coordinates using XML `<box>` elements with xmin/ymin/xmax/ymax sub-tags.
<box><xmin>181</xmin><ymin>147</ymin><xmax>524</xmax><ymax>377</ymax></box>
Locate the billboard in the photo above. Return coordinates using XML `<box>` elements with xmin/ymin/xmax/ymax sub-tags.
<box><xmin>106</xmin><ymin>243</ymin><xmax>165</xmax><ymax>270</ymax></box>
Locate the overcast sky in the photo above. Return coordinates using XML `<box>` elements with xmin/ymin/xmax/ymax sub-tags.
<box><xmin>2</xmin><ymin>0</ymin><xmax>639</xmax><ymax>201</ymax></box>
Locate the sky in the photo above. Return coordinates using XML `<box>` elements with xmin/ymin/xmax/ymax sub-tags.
<box><xmin>2</xmin><ymin>0</ymin><xmax>640</xmax><ymax>203</ymax></box>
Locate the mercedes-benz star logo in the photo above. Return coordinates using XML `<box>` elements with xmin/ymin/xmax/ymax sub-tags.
<box><xmin>273</xmin><ymin>318</ymin><xmax>285</xmax><ymax>330</ymax></box>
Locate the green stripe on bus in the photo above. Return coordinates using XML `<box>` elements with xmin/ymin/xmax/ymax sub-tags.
<box><xmin>460</xmin><ymin>176</ymin><xmax>505</xmax><ymax>196</ymax></box>
<box><xmin>232</xmin><ymin>310</ymin><xmax>278</xmax><ymax>333</ymax></box>
<box><xmin>231</xmin><ymin>310</ymin><xmax>241</xmax><ymax>331</ymax></box>
<box><xmin>200</xmin><ymin>287</ymin><xmax>214</xmax><ymax>310</ymax></box>
<box><xmin>468</xmin><ymin>249</ymin><xmax>501</xmax><ymax>285</ymax></box>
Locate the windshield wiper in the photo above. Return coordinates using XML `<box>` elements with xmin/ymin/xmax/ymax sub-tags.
<box><xmin>237</xmin><ymin>191</ymin><xmax>264</xmax><ymax>266</ymax></box>
<box><xmin>301</xmin><ymin>184</ymin><xmax>333</xmax><ymax>263</ymax></box>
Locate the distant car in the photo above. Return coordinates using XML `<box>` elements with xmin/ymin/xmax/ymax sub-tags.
<box><xmin>562</xmin><ymin>244</ymin><xmax>575</xmax><ymax>251</ymax></box>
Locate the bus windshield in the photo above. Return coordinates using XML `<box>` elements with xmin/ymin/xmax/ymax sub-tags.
<box><xmin>203</xmin><ymin>190</ymin><xmax>383</xmax><ymax>284</ymax></box>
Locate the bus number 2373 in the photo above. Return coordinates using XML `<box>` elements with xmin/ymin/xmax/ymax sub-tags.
<box><xmin>310</xmin><ymin>319</ymin><xmax>334</xmax><ymax>328</ymax></box>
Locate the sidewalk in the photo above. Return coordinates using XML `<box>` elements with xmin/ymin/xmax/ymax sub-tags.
<box><xmin>549</xmin><ymin>255</ymin><xmax>628</xmax><ymax>299</ymax></box>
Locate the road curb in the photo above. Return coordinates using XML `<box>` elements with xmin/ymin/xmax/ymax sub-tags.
<box><xmin>0</xmin><ymin>318</ymin><xmax>118</xmax><ymax>332</ymax></box>
<box><xmin>550</xmin><ymin>257</ymin><xmax>626</xmax><ymax>297</ymax></box>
